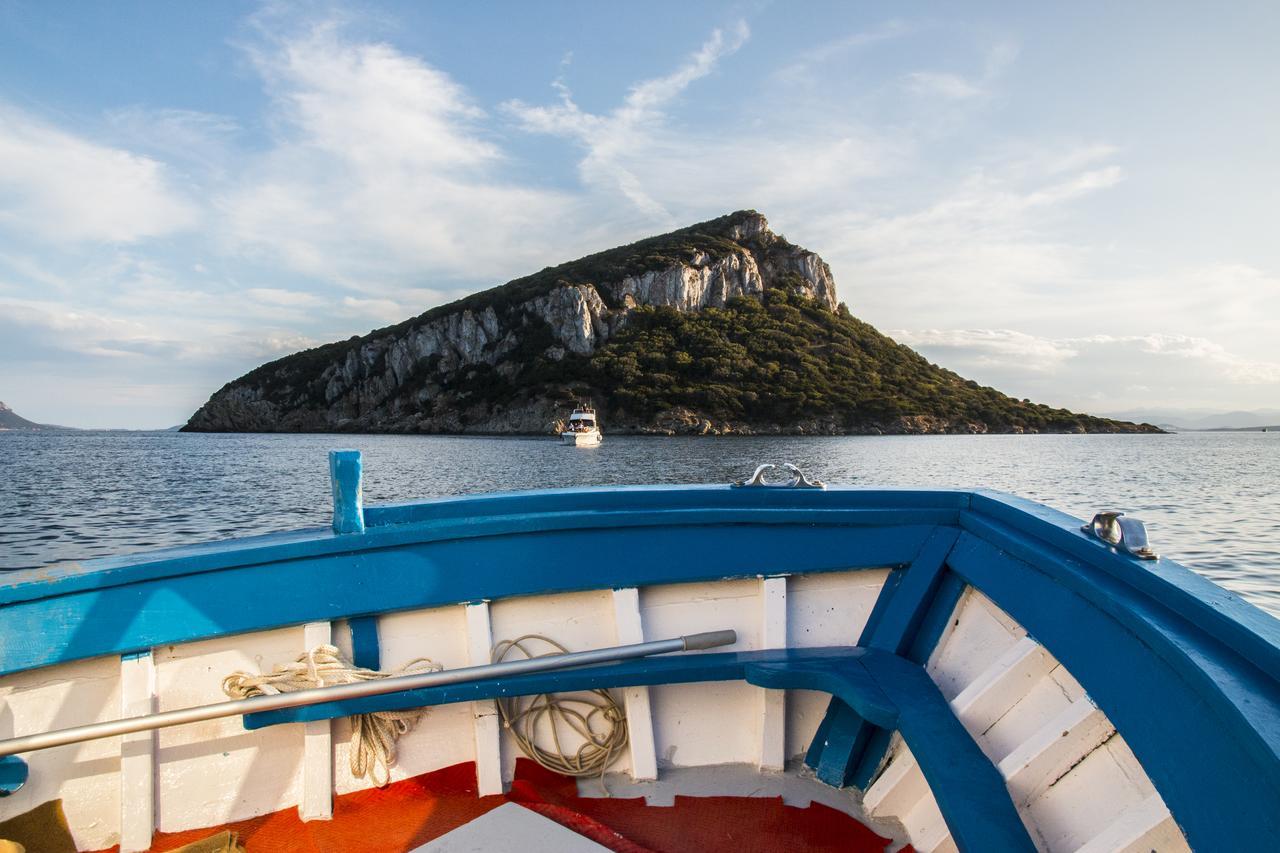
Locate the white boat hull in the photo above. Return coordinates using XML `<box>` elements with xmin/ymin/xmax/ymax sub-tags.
<box><xmin>561</xmin><ymin>430</ymin><xmax>602</xmax><ymax>446</ymax></box>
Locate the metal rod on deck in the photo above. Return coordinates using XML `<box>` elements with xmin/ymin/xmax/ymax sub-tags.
<box><xmin>0</xmin><ymin>630</ymin><xmax>736</xmax><ymax>757</ymax></box>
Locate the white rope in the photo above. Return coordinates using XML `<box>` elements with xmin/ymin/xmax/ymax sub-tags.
<box><xmin>221</xmin><ymin>644</ymin><xmax>442</xmax><ymax>787</ymax></box>
<box><xmin>490</xmin><ymin>635</ymin><xmax>628</xmax><ymax>788</ymax></box>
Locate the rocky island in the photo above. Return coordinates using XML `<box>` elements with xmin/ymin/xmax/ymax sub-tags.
<box><xmin>184</xmin><ymin>212</ymin><xmax>1159</xmax><ymax>435</ymax></box>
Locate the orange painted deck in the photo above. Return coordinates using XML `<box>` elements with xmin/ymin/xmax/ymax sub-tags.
<box><xmin>90</xmin><ymin>760</ymin><xmax>901</xmax><ymax>853</ymax></box>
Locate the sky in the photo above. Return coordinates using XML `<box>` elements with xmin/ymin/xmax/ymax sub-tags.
<box><xmin>1</xmin><ymin>1</ymin><xmax>1278</xmax><ymax>428</ymax></box>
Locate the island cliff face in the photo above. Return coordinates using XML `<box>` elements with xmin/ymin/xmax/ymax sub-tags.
<box><xmin>184</xmin><ymin>211</ymin><xmax>1159</xmax><ymax>435</ymax></box>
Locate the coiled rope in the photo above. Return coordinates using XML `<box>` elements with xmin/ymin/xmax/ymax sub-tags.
<box><xmin>491</xmin><ymin>634</ymin><xmax>628</xmax><ymax>785</ymax></box>
<box><xmin>221</xmin><ymin>636</ymin><xmax>628</xmax><ymax>790</ymax></box>
<box><xmin>222</xmin><ymin>644</ymin><xmax>442</xmax><ymax>786</ymax></box>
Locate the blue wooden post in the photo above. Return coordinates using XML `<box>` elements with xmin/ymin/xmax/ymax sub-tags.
<box><xmin>329</xmin><ymin>450</ymin><xmax>365</xmax><ymax>535</ymax></box>
<box><xmin>0</xmin><ymin>755</ymin><xmax>28</xmax><ymax>796</ymax></box>
<box><xmin>805</xmin><ymin>527</ymin><xmax>960</xmax><ymax>787</ymax></box>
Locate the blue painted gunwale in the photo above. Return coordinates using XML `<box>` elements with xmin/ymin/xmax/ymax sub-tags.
<box><xmin>0</xmin><ymin>486</ymin><xmax>966</xmax><ymax>675</ymax></box>
<box><xmin>806</xmin><ymin>526</ymin><xmax>962</xmax><ymax>786</ymax></box>
<box><xmin>947</xmin><ymin>508</ymin><xmax>1280</xmax><ymax>849</ymax></box>
<box><xmin>1</xmin><ymin>482</ymin><xmax>1279</xmax><ymax>849</ymax></box>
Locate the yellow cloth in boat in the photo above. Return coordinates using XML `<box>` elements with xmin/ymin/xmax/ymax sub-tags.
<box><xmin>0</xmin><ymin>799</ymin><xmax>76</xmax><ymax>853</ymax></box>
<box><xmin>160</xmin><ymin>830</ymin><xmax>246</xmax><ymax>853</ymax></box>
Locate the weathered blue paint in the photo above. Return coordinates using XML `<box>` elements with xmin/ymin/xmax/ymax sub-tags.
<box><xmin>863</xmin><ymin>527</ymin><xmax>960</xmax><ymax>655</ymax></box>
<box><xmin>0</xmin><ymin>501</ymin><xmax>958</xmax><ymax>607</ymax></box>
<box><xmin>905</xmin><ymin>569</ymin><xmax>967</xmax><ymax>666</ymax></box>
<box><xmin>854</xmin><ymin>566</ymin><xmax>902</xmax><ymax>644</ymax></box>
<box><xmin>807</xmin><ymin>526</ymin><xmax>960</xmax><ymax>786</ymax></box>
<box><xmin>348</xmin><ymin>615</ymin><xmax>380</xmax><ymax>671</ymax></box>
<box><xmin>245</xmin><ymin>645</ymin><xmax>1033</xmax><ymax>852</ymax></box>
<box><xmin>849</xmin><ymin>568</ymin><xmax>969</xmax><ymax>789</ymax></box>
<box><xmin>946</xmin><ymin>527</ymin><xmax>1280</xmax><ymax>851</ymax></box>
<box><xmin>0</xmin><ymin>755</ymin><xmax>27</xmax><ymax>796</ymax></box>
<box><xmin>966</xmin><ymin>489</ymin><xmax>1280</xmax><ymax>681</ymax></box>
<box><xmin>0</xmin><ymin>480</ymin><xmax>1277</xmax><ymax>848</ymax></box>
<box><xmin>856</xmin><ymin>649</ymin><xmax>1034</xmax><ymax>852</ymax></box>
<box><xmin>0</xmin><ymin>516</ymin><xmax>933</xmax><ymax>676</ymax></box>
<box><xmin>329</xmin><ymin>450</ymin><xmax>365</xmax><ymax>535</ymax></box>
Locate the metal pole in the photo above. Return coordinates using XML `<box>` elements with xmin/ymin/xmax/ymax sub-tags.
<box><xmin>0</xmin><ymin>629</ymin><xmax>736</xmax><ymax>757</ymax></box>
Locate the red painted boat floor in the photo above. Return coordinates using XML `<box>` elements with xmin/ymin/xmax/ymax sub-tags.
<box><xmin>91</xmin><ymin>759</ymin><xmax>901</xmax><ymax>853</ymax></box>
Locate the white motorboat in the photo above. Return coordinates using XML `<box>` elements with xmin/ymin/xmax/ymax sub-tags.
<box><xmin>561</xmin><ymin>407</ymin><xmax>602</xmax><ymax>446</ymax></box>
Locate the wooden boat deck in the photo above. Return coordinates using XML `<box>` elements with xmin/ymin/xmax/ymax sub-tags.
<box><xmin>86</xmin><ymin>760</ymin><xmax>900</xmax><ymax>853</ymax></box>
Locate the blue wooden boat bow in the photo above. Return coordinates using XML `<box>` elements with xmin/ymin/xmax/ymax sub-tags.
<box><xmin>0</xmin><ymin>452</ymin><xmax>1277</xmax><ymax>851</ymax></box>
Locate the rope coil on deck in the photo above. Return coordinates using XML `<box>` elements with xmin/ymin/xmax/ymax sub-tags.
<box><xmin>491</xmin><ymin>635</ymin><xmax>628</xmax><ymax>786</ymax></box>
<box><xmin>222</xmin><ymin>644</ymin><xmax>442</xmax><ymax>786</ymax></box>
<box><xmin>221</xmin><ymin>636</ymin><xmax>628</xmax><ymax>789</ymax></box>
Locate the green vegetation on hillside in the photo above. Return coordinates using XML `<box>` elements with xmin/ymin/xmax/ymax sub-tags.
<box><xmin>470</xmin><ymin>289</ymin><xmax>1147</xmax><ymax>432</ymax></box>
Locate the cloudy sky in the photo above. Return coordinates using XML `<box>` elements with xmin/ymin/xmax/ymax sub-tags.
<box><xmin>2</xmin><ymin>1</ymin><xmax>1277</xmax><ymax>428</ymax></box>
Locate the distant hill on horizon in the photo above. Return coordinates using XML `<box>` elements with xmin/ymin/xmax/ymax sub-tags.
<box><xmin>185</xmin><ymin>211</ymin><xmax>1161</xmax><ymax>437</ymax></box>
<box><xmin>0</xmin><ymin>401</ymin><xmax>51</xmax><ymax>431</ymax></box>
<box><xmin>1100</xmin><ymin>408</ymin><xmax>1280</xmax><ymax>431</ymax></box>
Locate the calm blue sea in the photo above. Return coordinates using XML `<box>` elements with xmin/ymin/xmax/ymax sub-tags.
<box><xmin>2</xmin><ymin>430</ymin><xmax>1277</xmax><ymax>616</ymax></box>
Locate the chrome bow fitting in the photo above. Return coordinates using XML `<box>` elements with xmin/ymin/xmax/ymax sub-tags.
<box><xmin>1083</xmin><ymin>511</ymin><xmax>1158</xmax><ymax>560</ymax></box>
<box><xmin>733</xmin><ymin>463</ymin><xmax>826</xmax><ymax>490</ymax></box>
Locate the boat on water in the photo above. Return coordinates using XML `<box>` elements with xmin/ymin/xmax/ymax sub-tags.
<box><xmin>0</xmin><ymin>453</ymin><xmax>1278</xmax><ymax>852</ymax></box>
<box><xmin>561</xmin><ymin>407</ymin><xmax>602</xmax><ymax>446</ymax></box>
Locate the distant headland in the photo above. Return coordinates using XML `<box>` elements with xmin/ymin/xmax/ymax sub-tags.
<box><xmin>183</xmin><ymin>211</ymin><xmax>1161</xmax><ymax>436</ymax></box>
<box><xmin>0</xmin><ymin>401</ymin><xmax>54</xmax><ymax>431</ymax></box>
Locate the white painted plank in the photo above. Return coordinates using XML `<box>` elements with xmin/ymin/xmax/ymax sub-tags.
<box><xmin>465</xmin><ymin>601</ymin><xmax>504</xmax><ymax>795</ymax></box>
<box><xmin>611</xmin><ymin>588</ymin><xmax>657</xmax><ymax>781</ymax></box>
<box><xmin>120</xmin><ymin>651</ymin><xmax>156</xmax><ymax>853</ymax></box>
<box><xmin>998</xmin><ymin>697</ymin><xmax>1115</xmax><ymax>804</ymax></box>
<box><xmin>863</xmin><ymin>746</ymin><xmax>926</xmax><ymax>817</ymax></box>
<box><xmin>758</xmin><ymin>576</ymin><xmax>787</xmax><ymax>771</ymax></box>
<box><xmin>300</xmin><ymin>621</ymin><xmax>334</xmax><ymax>821</ymax></box>
<box><xmin>916</xmin><ymin>809</ymin><xmax>957</xmax><ymax>850</ymax></box>
<box><xmin>912</xmin><ymin>802</ymin><xmax>954</xmax><ymax>853</ymax></box>
<box><xmin>949</xmin><ymin>636</ymin><xmax>1056</xmax><ymax>734</ymax></box>
<box><xmin>1072</xmin><ymin>793</ymin><xmax>1186</xmax><ymax>853</ymax></box>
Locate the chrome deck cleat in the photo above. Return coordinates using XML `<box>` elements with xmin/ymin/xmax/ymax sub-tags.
<box><xmin>1083</xmin><ymin>511</ymin><xmax>1158</xmax><ymax>560</ymax></box>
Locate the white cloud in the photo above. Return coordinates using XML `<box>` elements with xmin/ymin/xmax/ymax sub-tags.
<box><xmin>904</xmin><ymin>40</ymin><xmax>1019</xmax><ymax>100</ymax></box>
<box><xmin>905</xmin><ymin>72</ymin><xmax>984</xmax><ymax>100</ymax></box>
<box><xmin>0</xmin><ymin>104</ymin><xmax>200</xmax><ymax>244</ymax></box>
<box><xmin>503</xmin><ymin>21</ymin><xmax>751</xmax><ymax>221</ymax></box>
<box><xmin>342</xmin><ymin>295</ymin><xmax>405</xmax><ymax>323</ymax></box>
<box><xmin>105</xmin><ymin>107</ymin><xmax>241</xmax><ymax>174</ymax></box>
<box><xmin>890</xmin><ymin>326</ymin><xmax>1280</xmax><ymax>411</ymax></box>
<box><xmin>804</xmin><ymin>147</ymin><xmax>1125</xmax><ymax>327</ymax></box>
<box><xmin>217</xmin><ymin>19</ymin><xmax>576</xmax><ymax>285</ymax></box>
<box><xmin>891</xmin><ymin>328</ymin><xmax>1079</xmax><ymax>372</ymax></box>
<box><xmin>773</xmin><ymin>19</ymin><xmax>912</xmax><ymax>84</ymax></box>
<box><xmin>247</xmin><ymin>287</ymin><xmax>324</xmax><ymax>307</ymax></box>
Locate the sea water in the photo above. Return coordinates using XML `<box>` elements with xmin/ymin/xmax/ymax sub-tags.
<box><xmin>2</xmin><ymin>430</ymin><xmax>1277</xmax><ymax>616</ymax></box>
